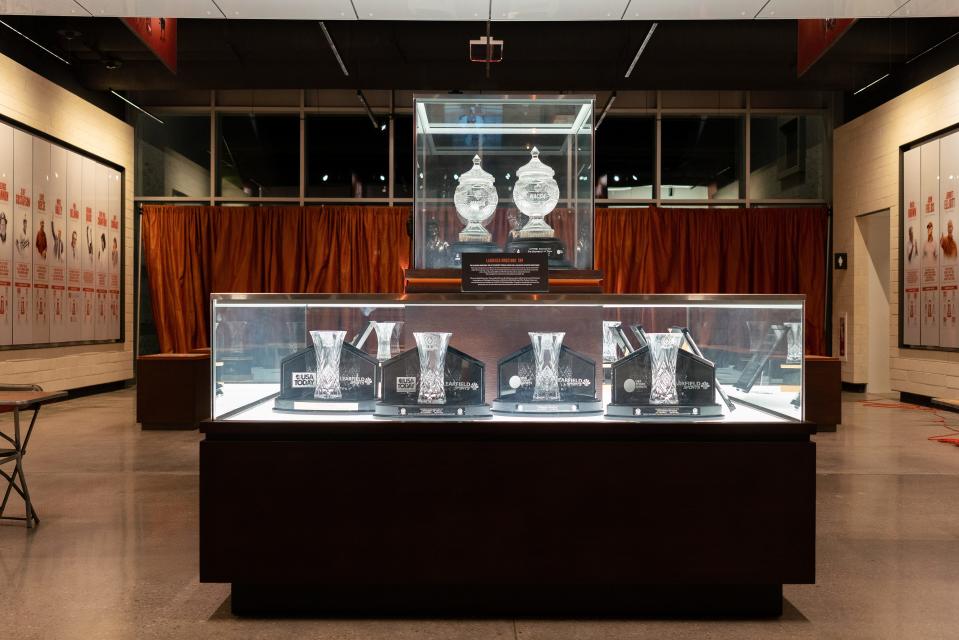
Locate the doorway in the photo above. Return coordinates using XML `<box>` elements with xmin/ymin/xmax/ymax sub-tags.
<box><xmin>856</xmin><ymin>209</ymin><xmax>891</xmax><ymax>393</ymax></box>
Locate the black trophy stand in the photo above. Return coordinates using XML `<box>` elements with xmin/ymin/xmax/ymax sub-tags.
<box><xmin>375</xmin><ymin>345</ymin><xmax>491</xmax><ymax>418</ymax></box>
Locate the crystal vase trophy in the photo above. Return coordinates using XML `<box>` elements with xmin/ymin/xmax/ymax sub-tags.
<box><xmin>450</xmin><ymin>155</ymin><xmax>500</xmax><ymax>265</ymax></box>
<box><xmin>310</xmin><ymin>330</ymin><xmax>346</xmax><ymax>400</ymax></box>
<box><xmin>530</xmin><ymin>332</ymin><xmax>564</xmax><ymax>401</ymax></box>
<box><xmin>648</xmin><ymin>333</ymin><xmax>682</xmax><ymax>405</ymax></box>
<box><xmin>785</xmin><ymin>322</ymin><xmax>803</xmax><ymax>364</ymax></box>
<box><xmin>603</xmin><ymin>321</ymin><xmax>622</xmax><ymax>363</ymax></box>
<box><xmin>606</xmin><ymin>330</ymin><xmax>721</xmax><ymax>418</ymax></box>
<box><xmin>504</xmin><ymin>147</ymin><xmax>570</xmax><ymax>267</ymax></box>
<box><xmin>414</xmin><ymin>332</ymin><xmax>452</xmax><ymax>404</ymax></box>
<box><xmin>372</xmin><ymin>321</ymin><xmax>397</xmax><ymax>362</ymax></box>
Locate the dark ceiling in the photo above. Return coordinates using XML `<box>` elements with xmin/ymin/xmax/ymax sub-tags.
<box><xmin>1</xmin><ymin>16</ymin><xmax>958</xmax><ymax>121</ymax></box>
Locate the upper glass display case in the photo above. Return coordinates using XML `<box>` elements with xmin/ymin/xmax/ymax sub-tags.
<box><xmin>210</xmin><ymin>294</ymin><xmax>804</xmax><ymax>424</ymax></box>
<box><xmin>413</xmin><ymin>95</ymin><xmax>595</xmax><ymax>270</ymax></box>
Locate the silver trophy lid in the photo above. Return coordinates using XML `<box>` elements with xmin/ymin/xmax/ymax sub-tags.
<box><xmin>457</xmin><ymin>155</ymin><xmax>495</xmax><ymax>186</ymax></box>
<box><xmin>516</xmin><ymin>147</ymin><xmax>555</xmax><ymax>178</ymax></box>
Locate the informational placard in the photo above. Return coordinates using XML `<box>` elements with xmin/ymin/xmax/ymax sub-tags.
<box><xmin>920</xmin><ymin>140</ymin><xmax>940</xmax><ymax>346</ymax></box>
<box><xmin>940</xmin><ymin>132</ymin><xmax>959</xmax><ymax>348</ymax></box>
<box><xmin>902</xmin><ymin>127</ymin><xmax>959</xmax><ymax>350</ymax></box>
<box><xmin>0</xmin><ymin>122</ymin><xmax>12</xmax><ymax>346</ymax></box>
<box><xmin>49</xmin><ymin>144</ymin><xmax>67</xmax><ymax>342</ymax></box>
<box><xmin>66</xmin><ymin>150</ymin><xmax>83</xmax><ymax>341</ymax></box>
<box><xmin>461</xmin><ymin>253</ymin><xmax>548</xmax><ymax>293</ymax></box>
<box><xmin>902</xmin><ymin>147</ymin><xmax>921</xmax><ymax>346</ymax></box>
<box><xmin>32</xmin><ymin>137</ymin><xmax>50</xmax><ymax>344</ymax></box>
<box><xmin>81</xmin><ymin>156</ymin><xmax>96</xmax><ymax>341</ymax></box>
<box><xmin>12</xmin><ymin>129</ymin><xmax>32</xmax><ymax>345</ymax></box>
<box><xmin>0</xmin><ymin>118</ymin><xmax>122</xmax><ymax>349</ymax></box>
<box><xmin>108</xmin><ymin>169</ymin><xmax>121</xmax><ymax>339</ymax></box>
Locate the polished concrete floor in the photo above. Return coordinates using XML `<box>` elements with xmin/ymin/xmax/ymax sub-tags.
<box><xmin>1</xmin><ymin>389</ymin><xmax>958</xmax><ymax>639</ymax></box>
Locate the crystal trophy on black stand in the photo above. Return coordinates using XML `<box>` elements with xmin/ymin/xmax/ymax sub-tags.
<box><xmin>606</xmin><ymin>329</ymin><xmax>722</xmax><ymax>418</ymax></box>
<box><xmin>492</xmin><ymin>332</ymin><xmax>601</xmax><ymax>414</ymax></box>
<box><xmin>450</xmin><ymin>155</ymin><xmax>500</xmax><ymax>266</ymax></box>
<box><xmin>274</xmin><ymin>329</ymin><xmax>377</xmax><ymax>412</ymax></box>
<box><xmin>375</xmin><ymin>331</ymin><xmax>491</xmax><ymax>418</ymax></box>
<box><xmin>504</xmin><ymin>147</ymin><xmax>570</xmax><ymax>267</ymax></box>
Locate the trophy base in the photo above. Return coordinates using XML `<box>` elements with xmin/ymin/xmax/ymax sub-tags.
<box><xmin>503</xmin><ymin>237</ymin><xmax>570</xmax><ymax>268</ymax></box>
<box><xmin>492</xmin><ymin>397</ymin><xmax>603</xmax><ymax>415</ymax></box>
<box><xmin>374</xmin><ymin>402</ymin><xmax>493</xmax><ymax>418</ymax></box>
<box><xmin>274</xmin><ymin>397</ymin><xmax>376</xmax><ymax>413</ymax></box>
<box><xmin>451</xmin><ymin>241</ymin><xmax>502</xmax><ymax>267</ymax></box>
<box><xmin>605</xmin><ymin>403</ymin><xmax>724</xmax><ymax>418</ymax></box>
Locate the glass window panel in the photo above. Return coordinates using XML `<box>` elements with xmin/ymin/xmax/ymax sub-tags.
<box><xmin>749</xmin><ymin>115</ymin><xmax>826</xmax><ymax>200</ymax></box>
<box><xmin>218</xmin><ymin>114</ymin><xmax>299</xmax><ymax>198</ymax></box>
<box><xmin>393</xmin><ymin>115</ymin><xmax>415</xmax><ymax>199</ymax></box>
<box><xmin>595</xmin><ymin>117</ymin><xmax>654</xmax><ymax>200</ymax></box>
<box><xmin>135</xmin><ymin>114</ymin><xmax>210</xmax><ymax>198</ymax></box>
<box><xmin>661</xmin><ymin>116</ymin><xmax>743</xmax><ymax>200</ymax></box>
<box><xmin>306</xmin><ymin>115</ymin><xmax>389</xmax><ymax>198</ymax></box>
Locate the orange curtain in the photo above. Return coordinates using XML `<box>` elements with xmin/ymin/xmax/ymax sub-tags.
<box><xmin>596</xmin><ymin>206</ymin><xmax>829</xmax><ymax>355</ymax></box>
<box><xmin>142</xmin><ymin>204</ymin><xmax>827</xmax><ymax>355</ymax></box>
<box><xmin>141</xmin><ymin>205</ymin><xmax>410</xmax><ymax>353</ymax></box>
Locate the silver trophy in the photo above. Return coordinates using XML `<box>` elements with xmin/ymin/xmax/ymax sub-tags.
<box><xmin>453</xmin><ymin>155</ymin><xmax>498</xmax><ymax>243</ymax></box>
<box><xmin>530</xmin><ymin>332</ymin><xmax>565</xmax><ymax>401</ymax></box>
<box><xmin>310</xmin><ymin>330</ymin><xmax>346</xmax><ymax>400</ymax></box>
<box><xmin>603</xmin><ymin>321</ymin><xmax>622</xmax><ymax>363</ymax></box>
<box><xmin>648</xmin><ymin>333</ymin><xmax>683</xmax><ymax>405</ymax></box>
<box><xmin>414</xmin><ymin>331</ymin><xmax>452</xmax><ymax>404</ymax></box>
<box><xmin>372</xmin><ymin>321</ymin><xmax>398</xmax><ymax>362</ymax></box>
<box><xmin>514</xmin><ymin>147</ymin><xmax>560</xmax><ymax>239</ymax></box>
<box><xmin>785</xmin><ymin>322</ymin><xmax>803</xmax><ymax>364</ymax></box>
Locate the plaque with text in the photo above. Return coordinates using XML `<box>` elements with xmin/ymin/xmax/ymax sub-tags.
<box><xmin>376</xmin><ymin>345</ymin><xmax>490</xmax><ymax>418</ymax></box>
<box><xmin>461</xmin><ymin>253</ymin><xmax>548</xmax><ymax>293</ymax></box>
<box><xmin>274</xmin><ymin>343</ymin><xmax>378</xmax><ymax>412</ymax></box>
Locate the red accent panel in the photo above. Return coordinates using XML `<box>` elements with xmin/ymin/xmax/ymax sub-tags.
<box><xmin>797</xmin><ymin>19</ymin><xmax>855</xmax><ymax>77</ymax></box>
<box><xmin>122</xmin><ymin>18</ymin><xmax>177</xmax><ymax>74</ymax></box>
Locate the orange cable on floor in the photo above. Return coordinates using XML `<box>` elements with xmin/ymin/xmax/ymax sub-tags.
<box><xmin>856</xmin><ymin>400</ymin><xmax>959</xmax><ymax>447</ymax></box>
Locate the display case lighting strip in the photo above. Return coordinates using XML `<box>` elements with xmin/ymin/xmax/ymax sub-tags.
<box><xmin>416</xmin><ymin>102</ymin><xmax>592</xmax><ymax>137</ymax></box>
<box><xmin>603</xmin><ymin>303</ymin><xmax>802</xmax><ymax>309</ymax></box>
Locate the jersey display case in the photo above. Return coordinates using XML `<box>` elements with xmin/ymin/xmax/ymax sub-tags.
<box><xmin>202</xmin><ymin>293</ymin><xmax>814</xmax><ymax>617</ymax></box>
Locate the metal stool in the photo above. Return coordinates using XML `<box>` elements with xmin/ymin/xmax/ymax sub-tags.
<box><xmin>0</xmin><ymin>383</ymin><xmax>43</xmax><ymax>528</ymax></box>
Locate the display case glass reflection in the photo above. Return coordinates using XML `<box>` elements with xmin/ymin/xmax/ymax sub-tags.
<box><xmin>211</xmin><ymin>295</ymin><xmax>803</xmax><ymax>423</ymax></box>
<box><xmin>413</xmin><ymin>95</ymin><xmax>594</xmax><ymax>270</ymax></box>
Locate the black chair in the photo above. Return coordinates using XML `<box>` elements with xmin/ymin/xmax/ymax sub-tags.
<box><xmin>0</xmin><ymin>383</ymin><xmax>44</xmax><ymax>528</ymax></box>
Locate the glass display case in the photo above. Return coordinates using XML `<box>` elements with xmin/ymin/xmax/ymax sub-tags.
<box><xmin>413</xmin><ymin>95</ymin><xmax>594</xmax><ymax>270</ymax></box>
<box><xmin>210</xmin><ymin>294</ymin><xmax>804</xmax><ymax>423</ymax></box>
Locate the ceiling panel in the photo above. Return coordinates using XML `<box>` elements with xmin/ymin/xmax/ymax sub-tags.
<box><xmin>215</xmin><ymin>0</ymin><xmax>356</xmax><ymax>20</ymax></box>
<box><xmin>76</xmin><ymin>0</ymin><xmax>222</xmax><ymax>18</ymax></box>
<box><xmin>352</xmin><ymin>0</ymin><xmax>488</xmax><ymax>20</ymax></box>
<box><xmin>0</xmin><ymin>0</ymin><xmax>90</xmax><ymax>16</ymax></box>
<box><xmin>893</xmin><ymin>0</ymin><xmax>959</xmax><ymax>17</ymax></box>
<box><xmin>756</xmin><ymin>0</ymin><xmax>904</xmax><ymax>19</ymax></box>
<box><xmin>491</xmin><ymin>0</ymin><xmax>630</xmax><ymax>21</ymax></box>
<box><xmin>621</xmin><ymin>0</ymin><xmax>768</xmax><ymax>20</ymax></box>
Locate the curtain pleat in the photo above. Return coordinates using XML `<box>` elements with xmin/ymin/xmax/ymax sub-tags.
<box><xmin>596</xmin><ymin>206</ymin><xmax>829</xmax><ymax>355</ymax></box>
<box><xmin>142</xmin><ymin>204</ymin><xmax>827</xmax><ymax>355</ymax></box>
<box><xmin>141</xmin><ymin>205</ymin><xmax>410</xmax><ymax>353</ymax></box>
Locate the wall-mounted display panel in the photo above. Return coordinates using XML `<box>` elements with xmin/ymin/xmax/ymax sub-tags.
<box><xmin>0</xmin><ymin>116</ymin><xmax>124</xmax><ymax>350</ymax></box>
<box><xmin>900</xmin><ymin>124</ymin><xmax>959</xmax><ymax>351</ymax></box>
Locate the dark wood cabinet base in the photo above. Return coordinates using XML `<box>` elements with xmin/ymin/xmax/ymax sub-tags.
<box><xmin>229</xmin><ymin>583</ymin><xmax>784</xmax><ymax>618</ymax></box>
<box><xmin>201</xmin><ymin>419</ymin><xmax>814</xmax><ymax>618</ymax></box>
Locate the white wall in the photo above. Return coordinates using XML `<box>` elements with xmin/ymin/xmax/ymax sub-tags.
<box><xmin>0</xmin><ymin>54</ymin><xmax>134</xmax><ymax>391</ymax></box>
<box><xmin>834</xmin><ymin>64</ymin><xmax>959</xmax><ymax>396</ymax></box>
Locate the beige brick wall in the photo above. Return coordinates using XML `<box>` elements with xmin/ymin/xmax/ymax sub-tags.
<box><xmin>0</xmin><ymin>54</ymin><xmax>134</xmax><ymax>391</ymax></box>
<box><xmin>834</xmin><ymin>64</ymin><xmax>959</xmax><ymax>393</ymax></box>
